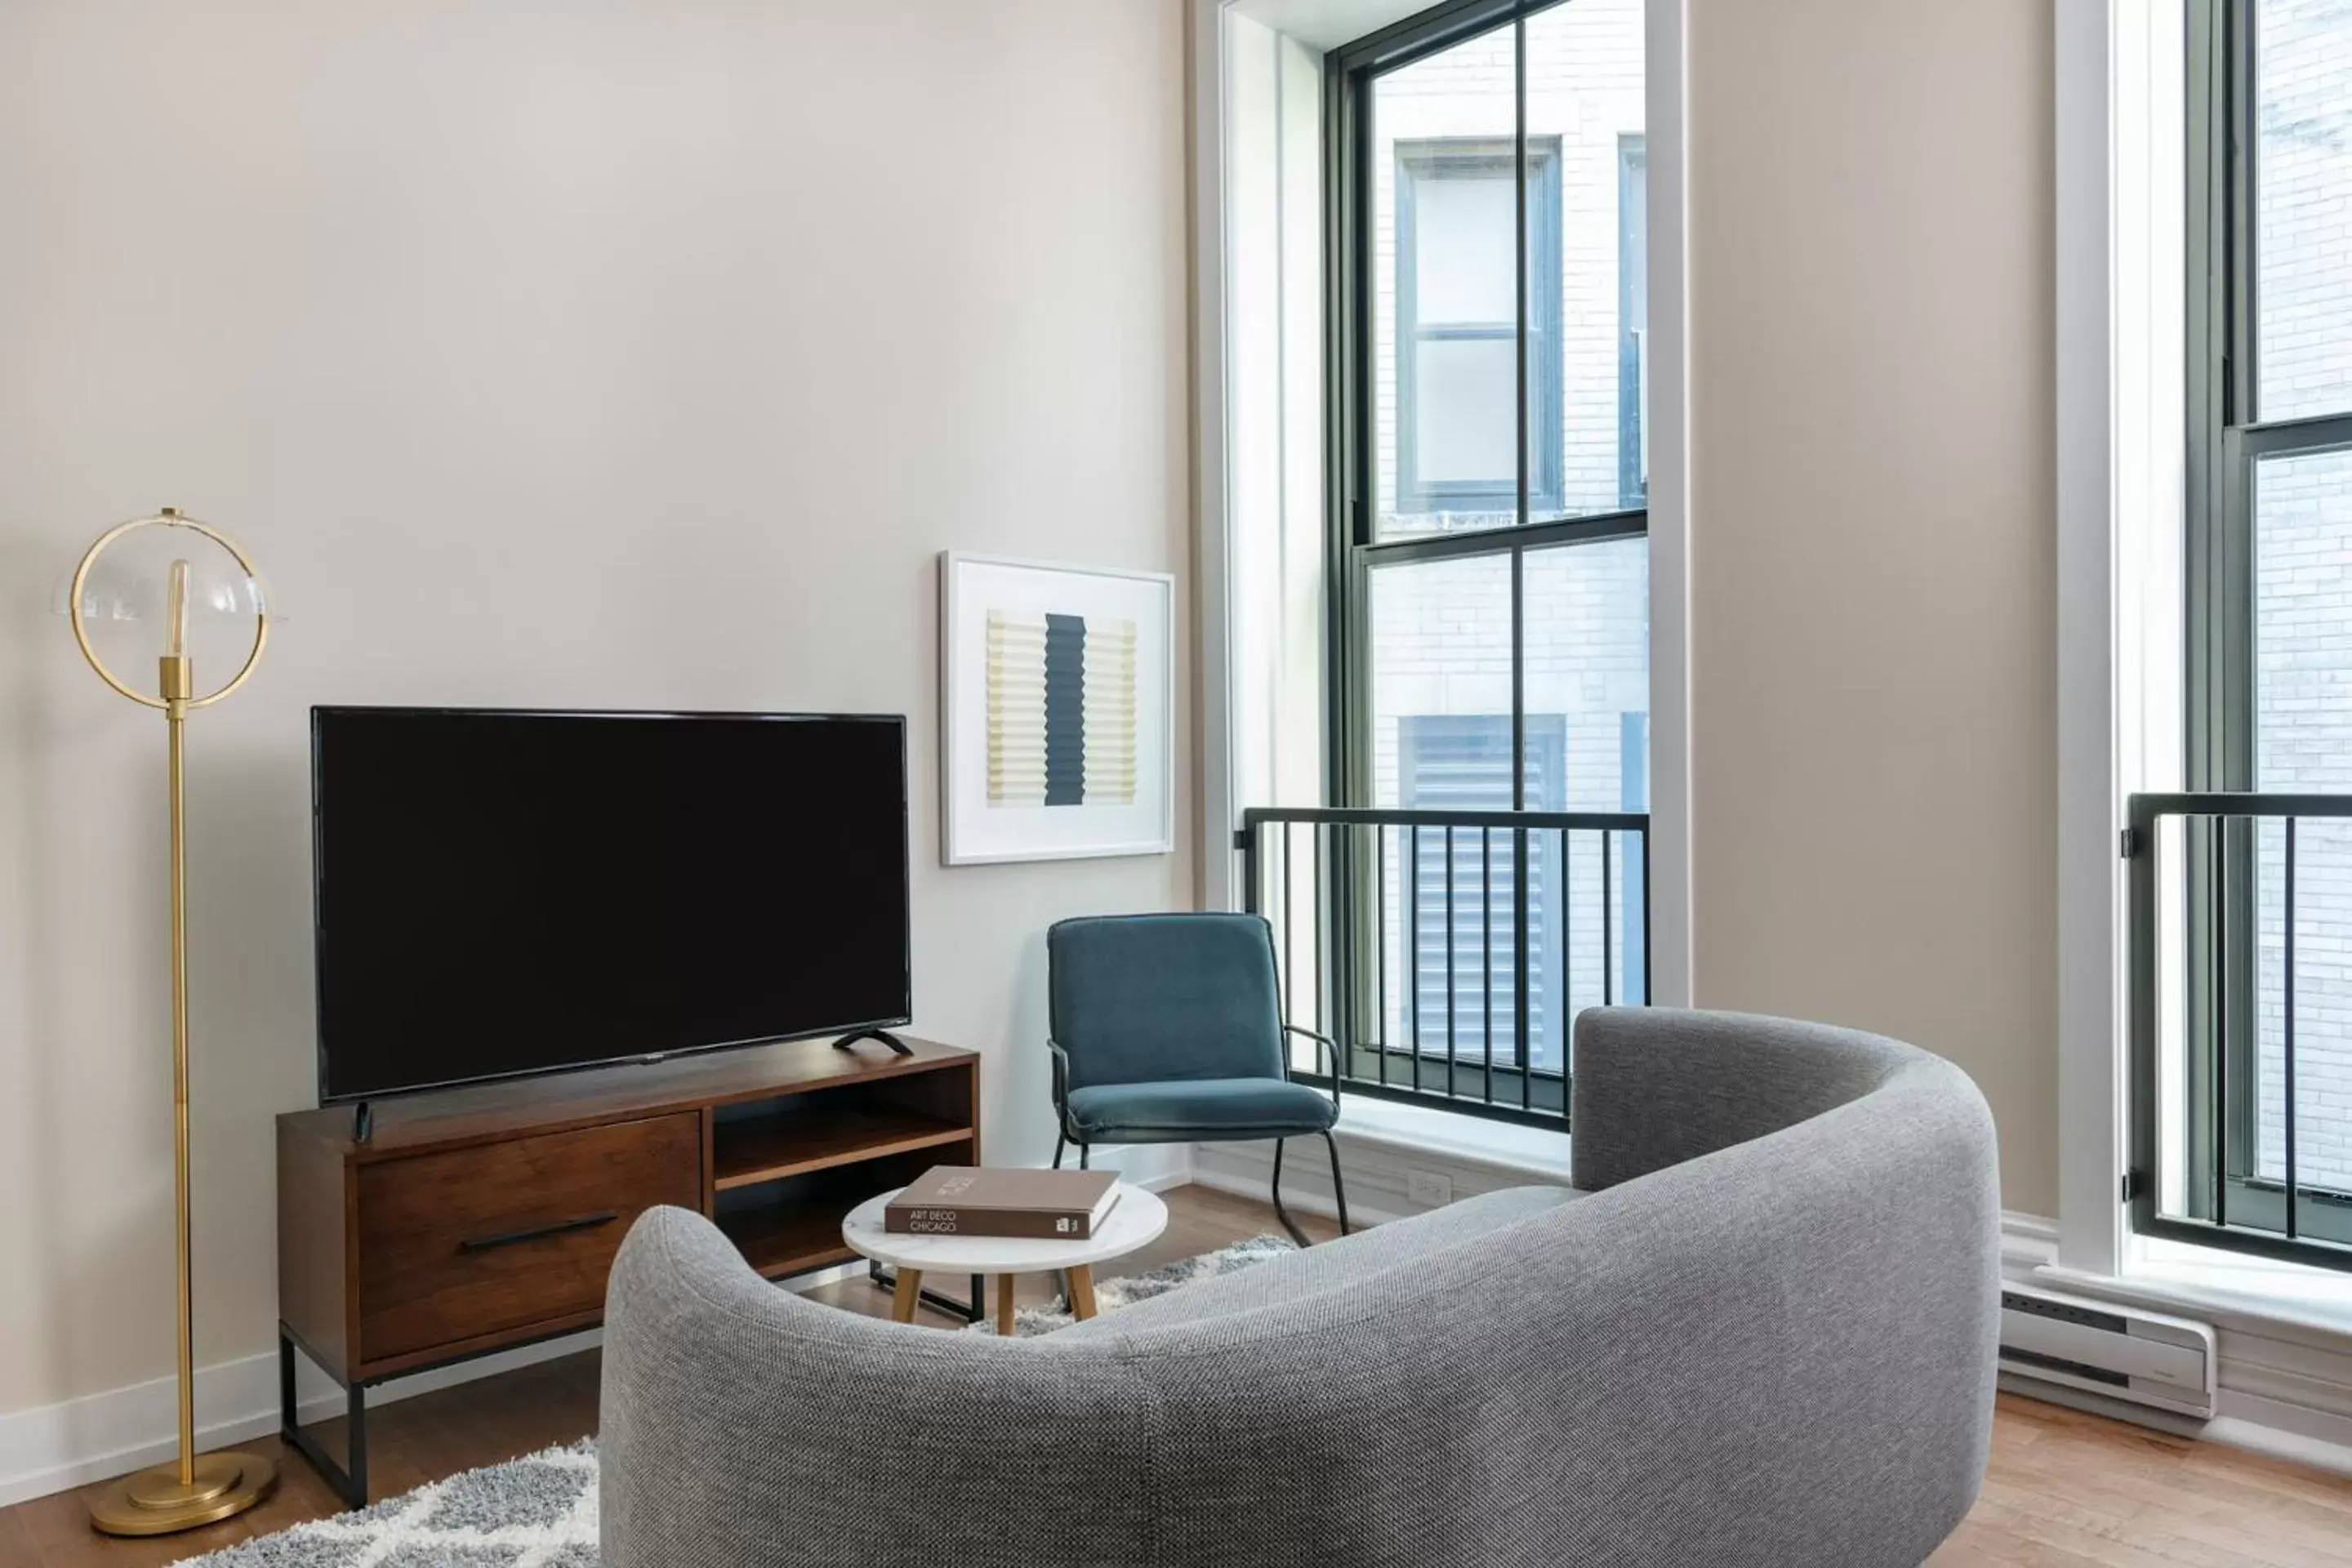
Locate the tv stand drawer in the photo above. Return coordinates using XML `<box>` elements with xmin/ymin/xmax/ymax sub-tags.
<box><xmin>355</xmin><ymin>1114</ymin><xmax>699</xmax><ymax>1365</ymax></box>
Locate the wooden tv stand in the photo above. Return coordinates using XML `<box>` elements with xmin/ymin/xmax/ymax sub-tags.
<box><xmin>275</xmin><ymin>1035</ymin><xmax>978</xmax><ymax>1506</ymax></box>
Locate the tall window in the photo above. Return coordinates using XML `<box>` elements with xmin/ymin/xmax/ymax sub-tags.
<box><xmin>1334</xmin><ymin>0</ymin><xmax>1650</xmax><ymax>1088</ymax></box>
<box><xmin>2184</xmin><ymin>0</ymin><xmax>2352</xmax><ymax>1237</ymax></box>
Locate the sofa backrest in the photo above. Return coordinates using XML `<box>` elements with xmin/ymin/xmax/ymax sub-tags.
<box><xmin>600</xmin><ymin>1008</ymin><xmax>1999</xmax><ymax>1568</ymax></box>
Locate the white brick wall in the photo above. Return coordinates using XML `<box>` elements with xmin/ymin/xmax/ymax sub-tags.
<box><xmin>1361</xmin><ymin>1</ymin><xmax>1648</xmax><ymax>1067</ymax></box>
<box><xmin>2246</xmin><ymin>1</ymin><xmax>2352</xmax><ymax>1190</ymax></box>
<box><xmin>2254</xmin><ymin>0</ymin><xmax>2352</xmax><ymax>422</ymax></box>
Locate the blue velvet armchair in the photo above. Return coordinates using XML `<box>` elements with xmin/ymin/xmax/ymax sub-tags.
<box><xmin>1046</xmin><ymin>913</ymin><xmax>1347</xmax><ymax>1245</ymax></box>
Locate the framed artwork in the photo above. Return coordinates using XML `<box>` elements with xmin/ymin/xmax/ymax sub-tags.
<box><xmin>939</xmin><ymin>552</ymin><xmax>1174</xmax><ymax>866</ymax></box>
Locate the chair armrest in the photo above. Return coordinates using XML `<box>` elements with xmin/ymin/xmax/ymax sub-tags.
<box><xmin>1281</xmin><ymin>1023</ymin><xmax>1343</xmax><ymax>1109</ymax></box>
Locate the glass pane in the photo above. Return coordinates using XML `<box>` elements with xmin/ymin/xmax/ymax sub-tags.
<box><xmin>1526</xmin><ymin>0</ymin><xmax>1648</xmax><ymax>521</ymax></box>
<box><xmin>1415</xmin><ymin>336</ymin><xmax>1518</xmax><ymax>483</ymax></box>
<box><xmin>2254</xmin><ymin>0</ymin><xmax>2352</xmax><ymax>421</ymax></box>
<box><xmin>1525</xmin><ymin>538</ymin><xmax>1651</xmax><ymax>1013</ymax></box>
<box><xmin>2253</xmin><ymin>445</ymin><xmax>2352</xmax><ymax>1194</ymax></box>
<box><xmin>1388</xmin><ymin>721</ymin><xmax>1564</xmax><ymax>1073</ymax></box>
<box><xmin>1368</xmin><ymin>555</ymin><xmax>1513</xmax><ymax>808</ymax></box>
<box><xmin>1371</xmin><ymin>24</ymin><xmax>1518</xmax><ymax>537</ymax></box>
<box><xmin>1414</xmin><ymin>171</ymin><xmax>1517</xmax><ymax>323</ymax></box>
<box><xmin>1365</xmin><ymin>557</ymin><xmax>1541</xmax><ymax>1067</ymax></box>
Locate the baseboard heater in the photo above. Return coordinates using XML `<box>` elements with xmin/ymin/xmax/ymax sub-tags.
<box><xmin>1997</xmin><ymin>1283</ymin><xmax>2216</xmax><ymax>1419</ymax></box>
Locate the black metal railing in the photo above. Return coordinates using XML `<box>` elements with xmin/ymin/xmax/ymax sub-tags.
<box><xmin>1239</xmin><ymin>805</ymin><xmax>1650</xmax><ymax>1129</ymax></box>
<box><xmin>2128</xmin><ymin>791</ymin><xmax>2352</xmax><ymax>1274</ymax></box>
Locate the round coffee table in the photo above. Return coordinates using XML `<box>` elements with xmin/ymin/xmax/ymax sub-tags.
<box><xmin>842</xmin><ymin>1181</ymin><xmax>1169</xmax><ymax>1333</ymax></box>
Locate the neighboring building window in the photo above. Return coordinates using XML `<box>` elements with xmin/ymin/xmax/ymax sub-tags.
<box><xmin>1618</xmin><ymin>135</ymin><xmax>1649</xmax><ymax>510</ymax></box>
<box><xmin>1398</xmin><ymin>715</ymin><xmax>1567</xmax><ymax>1070</ymax></box>
<box><xmin>1395</xmin><ymin>138</ymin><xmax>1563</xmax><ymax>515</ymax></box>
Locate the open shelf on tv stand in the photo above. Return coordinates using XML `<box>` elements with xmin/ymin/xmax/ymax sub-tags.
<box><xmin>275</xmin><ymin>1031</ymin><xmax>978</xmax><ymax>1509</ymax></box>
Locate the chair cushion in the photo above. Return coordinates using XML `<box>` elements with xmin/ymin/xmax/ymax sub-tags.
<box><xmin>1065</xmin><ymin>1077</ymin><xmax>1339</xmax><ymax>1140</ymax></box>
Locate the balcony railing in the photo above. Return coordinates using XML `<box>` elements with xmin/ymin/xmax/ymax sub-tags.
<box><xmin>1238</xmin><ymin>805</ymin><xmax>1650</xmax><ymax>1129</ymax></box>
<box><xmin>2128</xmin><ymin>791</ymin><xmax>2352</xmax><ymax>1275</ymax></box>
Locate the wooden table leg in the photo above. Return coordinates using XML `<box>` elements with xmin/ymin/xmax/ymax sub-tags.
<box><xmin>996</xmin><ymin>1274</ymin><xmax>1018</xmax><ymax>1337</ymax></box>
<box><xmin>891</xmin><ymin>1267</ymin><xmax>924</xmax><ymax>1324</ymax></box>
<box><xmin>1067</xmin><ymin>1265</ymin><xmax>1098</xmax><ymax>1321</ymax></box>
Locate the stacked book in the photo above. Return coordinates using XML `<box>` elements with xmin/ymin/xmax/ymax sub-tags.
<box><xmin>884</xmin><ymin>1165</ymin><xmax>1121</xmax><ymax>1239</ymax></box>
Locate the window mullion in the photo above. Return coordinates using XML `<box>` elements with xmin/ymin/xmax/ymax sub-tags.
<box><xmin>2226</xmin><ymin>0</ymin><xmax>2257</xmax><ymax>434</ymax></box>
<box><xmin>1512</xmin><ymin>11</ymin><xmax>1529</xmax><ymax>807</ymax></box>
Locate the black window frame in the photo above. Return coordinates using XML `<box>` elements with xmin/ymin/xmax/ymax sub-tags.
<box><xmin>2179</xmin><ymin>0</ymin><xmax>2352</xmax><ymax>1245</ymax></box>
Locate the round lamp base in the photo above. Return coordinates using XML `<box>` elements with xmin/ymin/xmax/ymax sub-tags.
<box><xmin>87</xmin><ymin>1450</ymin><xmax>278</xmax><ymax>1537</ymax></box>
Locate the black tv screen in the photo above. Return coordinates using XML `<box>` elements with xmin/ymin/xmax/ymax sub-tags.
<box><xmin>311</xmin><ymin>707</ymin><xmax>911</xmax><ymax>1103</ymax></box>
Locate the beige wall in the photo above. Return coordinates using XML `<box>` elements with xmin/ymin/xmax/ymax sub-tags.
<box><xmin>1687</xmin><ymin>0</ymin><xmax>2059</xmax><ymax>1214</ymax></box>
<box><xmin>0</xmin><ymin>0</ymin><xmax>1191</xmax><ymax>1420</ymax></box>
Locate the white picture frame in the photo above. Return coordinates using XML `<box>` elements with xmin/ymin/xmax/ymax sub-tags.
<box><xmin>939</xmin><ymin>552</ymin><xmax>1175</xmax><ymax>866</ymax></box>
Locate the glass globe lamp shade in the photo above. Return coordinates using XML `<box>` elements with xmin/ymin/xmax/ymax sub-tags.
<box><xmin>53</xmin><ymin>512</ymin><xmax>278</xmax><ymax>707</ymax></box>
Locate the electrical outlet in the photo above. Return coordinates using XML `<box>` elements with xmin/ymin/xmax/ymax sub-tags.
<box><xmin>1405</xmin><ymin>1169</ymin><xmax>1454</xmax><ymax>1209</ymax></box>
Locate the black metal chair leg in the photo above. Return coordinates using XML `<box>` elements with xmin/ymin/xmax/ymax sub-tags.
<box><xmin>1052</xmin><ymin>1134</ymin><xmax>1065</xmax><ymax>1169</ymax></box>
<box><xmin>1325</xmin><ymin>1129</ymin><xmax>1352</xmax><ymax>1236</ymax></box>
<box><xmin>1078</xmin><ymin>1142</ymin><xmax>1090</xmax><ymax>1170</ymax></box>
<box><xmin>1268</xmin><ymin>1137</ymin><xmax>1311</xmax><ymax>1248</ymax></box>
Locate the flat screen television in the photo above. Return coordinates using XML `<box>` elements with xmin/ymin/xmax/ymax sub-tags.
<box><xmin>311</xmin><ymin>706</ymin><xmax>911</xmax><ymax>1104</ymax></box>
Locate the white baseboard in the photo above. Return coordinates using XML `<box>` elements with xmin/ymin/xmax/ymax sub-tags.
<box><xmin>2000</xmin><ymin>1210</ymin><xmax>2060</xmax><ymax>1281</ymax></box>
<box><xmin>1187</xmin><ymin>1161</ymin><xmax>1408</xmax><ymax>1229</ymax></box>
<box><xmin>1190</xmin><ymin>1117</ymin><xmax>1561</xmax><ymax>1229</ymax></box>
<box><xmin>1097</xmin><ymin>1145</ymin><xmax>1196</xmax><ymax>1193</ymax></box>
<box><xmin>0</xmin><ymin>1328</ymin><xmax>603</xmax><ymax>1511</ymax></box>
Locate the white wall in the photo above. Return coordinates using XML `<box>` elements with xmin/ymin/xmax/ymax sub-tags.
<box><xmin>0</xmin><ymin>0</ymin><xmax>1192</xmax><ymax>1424</ymax></box>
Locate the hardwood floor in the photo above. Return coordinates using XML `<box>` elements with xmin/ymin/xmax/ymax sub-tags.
<box><xmin>1928</xmin><ymin>1395</ymin><xmax>2352</xmax><ymax>1566</ymax></box>
<box><xmin>4</xmin><ymin>1183</ymin><xmax>2349</xmax><ymax>1566</ymax></box>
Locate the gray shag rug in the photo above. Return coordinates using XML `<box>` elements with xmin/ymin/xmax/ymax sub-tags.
<box><xmin>172</xmin><ymin>1235</ymin><xmax>1295</xmax><ymax>1566</ymax></box>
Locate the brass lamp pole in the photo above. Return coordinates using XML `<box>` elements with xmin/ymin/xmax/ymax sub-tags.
<box><xmin>65</xmin><ymin>508</ymin><xmax>279</xmax><ymax>1537</ymax></box>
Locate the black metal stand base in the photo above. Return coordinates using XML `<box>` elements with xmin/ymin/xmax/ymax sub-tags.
<box><xmin>866</xmin><ymin>1259</ymin><xmax>985</xmax><ymax>1322</ymax></box>
<box><xmin>833</xmin><ymin>1029</ymin><xmax>913</xmax><ymax>1057</ymax></box>
<box><xmin>279</xmin><ymin>1328</ymin><xmax>368</xmax><ymax>1509</ymax></box>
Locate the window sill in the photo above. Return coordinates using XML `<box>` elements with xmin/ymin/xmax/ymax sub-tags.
<box><xmin>2035</xmin><ymin>1236</ymin><xmax>2352</xmax><ymax>1351</ymax></box>
<box><xmin>1328</xmin><ymin>1095</ymin><xmax>1572</xmax><ymax>1181</ymax></box>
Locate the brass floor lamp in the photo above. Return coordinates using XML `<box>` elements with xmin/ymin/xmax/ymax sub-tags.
<box><xmin>61</xmin><ymin>508</ymin><xmax>280</xmax><ymax>1536</ymax></box>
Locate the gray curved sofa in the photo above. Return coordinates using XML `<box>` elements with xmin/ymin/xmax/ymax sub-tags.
<box><xmin>600</xmin><ymin>1009</ymin><xmax>2000</xmax><ymax>1567</ymax></box>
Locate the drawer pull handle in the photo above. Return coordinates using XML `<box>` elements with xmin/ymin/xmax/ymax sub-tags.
<box><xmin>457</xmin><ymin>1212</ymin><xmax>621</xmax><ymax>1253</ymax></box>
